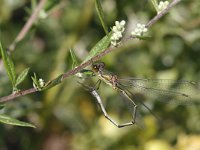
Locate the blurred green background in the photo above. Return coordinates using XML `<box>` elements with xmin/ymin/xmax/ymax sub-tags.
<box><xmin>0</xmin><ymin>0</ymin><xmax>200</xmax><ymax>150</ymax></box>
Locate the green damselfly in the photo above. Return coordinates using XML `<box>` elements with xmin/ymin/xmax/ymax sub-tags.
<box><xmin>83</xmin><ymin>62</ymin><xmax>198</xmax><ymax>128</ymax></box>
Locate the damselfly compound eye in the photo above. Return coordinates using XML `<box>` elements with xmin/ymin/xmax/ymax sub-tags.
<box><xmin>92</xmin><ymin>62</ymin><xmax>105</xmax><ymax>72</ymax></box>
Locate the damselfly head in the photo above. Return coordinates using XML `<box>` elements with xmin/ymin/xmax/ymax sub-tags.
<box><xmin>92</xmin><ymin>62</ymin><xmax>105</xmax><ymax>72</ymax></box>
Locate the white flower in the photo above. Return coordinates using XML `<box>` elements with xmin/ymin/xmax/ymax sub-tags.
<box><xmin>131</xmin><ymin>23</ymin><xmax>148</xmax><ymax>37</ymax></box>
<box><xmin>110</xmin><ymin>20</ymin><xmax>126</xmax><ymax>46</ymax></box>
<box><xmin>111</xmin><ymin>41</ymin><xmax>117</xmax><ymax>47</ymax></box>
<box><xmin>39</xmin><ymin>10</ymin><xmax>48</xmax><ymax>19</ymax></box>
<box><xmin>39</xmin><ymin>78</ymin><xmax>45</xmax><ymax>87</ymax></box>
<box><xmin>157</xmin><ymin>1</ymin><xmax>169</xmax><ymax>14</ymax></box>
<box><xmin>33</xmin><ymin>78</ymin><xmax>45</xmax><ymax>90</ymax></box>
<box><xmin>75</xmin><ymin>72</ymin><xmax>83</xmax><ymax>78</ymax></box>
<box><xmin>120</xmin><ymin>20</ymin><xmax>126</xmax><ymax>26</ymax></box>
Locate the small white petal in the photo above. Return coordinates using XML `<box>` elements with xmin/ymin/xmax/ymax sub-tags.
<box><xmin>111</xmin><ymin>34</ymin><xmax>117</xmax><ymax>41</ymax></box>
<box><xmin>159</xmin><ymin>1</ymin><xmax>164</xmax><ymax>5</ymax></box>
<box><xmin>111</xmin><ymin>36</ymin><xmax>115</xmax><ymax>40</ymax></box>
<box><xmin>112</xmin><ymin>26</ymin><xmax>118</xmax><ymax>32</ymax></box>
<box><xmin>164</xmin><ymin>1</ymin><xmax>169</xmax><ymax>5</ymax></box>
<box><xmin>143</xmin><ymin>28</ymin><xmax>148</xmax><ymax>32</ymax></box>
<box><xmin>157</xmin><ymin>1</ymin><xmax>169</xmax><ymax>13</ymax></box>
<box><xmin>136</xmin><ymin>23</ymin><xmax>141</xmax><ymax>28</ymax></box>
<box><xmin>111</xmin><ymin>41</ymin><xmax>117</xmax><ymax>46</ymax></box>
<box><xmin>158</xmin><ymin>5</ymin><xmax>162</xmax><ymax>10</ymax></box>
<box><xmin>115</xmin><ymin>21</ymin><xmax>120</xmax><ymax>26</ymax></box>
<box><xmin>141</xmin><ymin>24</ymin><xmax>146</xmax><ymax>29</ymax></box>
<box><xmin>131</xmin><ymin>31</ymin><xmax>138</xmax><ymax>36</ymax></box>
<box><xmin>117</xmin><ymin>26</ymin><xmax>122</xmax><ymax>31</ymax></box>
<box><xmin>39</xmin><ymin>78</ymin><xmax>43</xmax><ymax>82</ymax></box>
<box><xmin>120</xmin><ymin>20</ymin><xmax>126</xmax><ymax>26</ymax></box>
<box><xmin>116</xmin><ymin>32</ymin><xmax>122</xmax><ymax>38</ymax></box>
<box><xmin>134</xmin><ymin>28</ymin><xmax>140</xmax><ymax>33</ymax></box>
<box><xmin>75</xmin><ymin>73</ymin><xmax>83</xmax><ymax>78</ymax></box>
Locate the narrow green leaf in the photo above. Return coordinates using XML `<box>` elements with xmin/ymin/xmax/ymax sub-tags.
<box><xmin>151</xmin><ymin>0</ymin><xmax>159</xmax><ymax>12</ymax></box>
<box><xmin>83</xmin><ymin>31</ymin><xmax>112</xmax><ymax>63</ymax></box>
<box><xmin>136</xmin><ymin>35</ymin><xmax>152</xmax><ymax>40</ymax></box>
<box><xmin>15</xmin><ymin>68</ymin><xmax>30</xmax><ymax>87</ymax></box>
<box><xmin>41</xmin><ymin>74</ymin><xmax>63</xmax><ymax>91</ymax></box>
<box><xmin>31</xmin><ymin>73</ymin><xmax>38</xmax><ymax>84</ymax></box>
<box><xmin>95</xmin><ymin>0</ymin><xmax>109</xmax><ymax>35</ymax></box>
<box><xmin>0</xmin><ymin>42</ymin><xmax>16</xmax><ymax>86</ymax></box>
<box><xmin>0</xmin><ymin>114</ymin><xmax>36</xmax><ymax>128</ymax></box>
<box><xmin>69</xmin><ymin>48</ymin><xmax>78</xmax><ymax>69</ymax></box>
<box><xmin>31</xmin><ymin>73</ymin><xmax>41</xmax><ymax>90</ymax></box>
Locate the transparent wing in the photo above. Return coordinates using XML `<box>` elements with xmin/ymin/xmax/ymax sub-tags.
<box><xmin>118</xmin><ymin>78</ymin><xmax>199</xmax><ymax>105</ymax></box>
<box><xmin>117</xmin><ymin>89</ymin><xmax>137</xmax><ymax>120</ymax></box>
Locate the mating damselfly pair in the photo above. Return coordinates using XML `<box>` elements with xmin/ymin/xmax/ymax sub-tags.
<box><xmin>80</xmin><ymin>62</ymin><xmax>199</xmax><ymax>128</ymax></box>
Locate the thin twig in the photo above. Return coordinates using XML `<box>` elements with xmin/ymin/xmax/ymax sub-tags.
<box><xmin>146</xmin><ymin>0</ymin><xmax>182</xmax><ymax>27</ymax></box>
<box><xmin>0</xmin><ymin>0</ymin><xmax>181</xmax><ymax>103</ymax></box>
<box><xmin>8</xmin><ymin>0</ymin><xmax>47</xmax><ymax>52</ymax></box>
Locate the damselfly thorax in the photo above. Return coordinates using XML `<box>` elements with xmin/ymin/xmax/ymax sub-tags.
<box><xmin>92</xmin><ymin>62</ymin><xmax>119</xmax><ymax>89</ymax></box>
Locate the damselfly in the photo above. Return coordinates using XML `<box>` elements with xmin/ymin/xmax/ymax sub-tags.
<box><xmin>84</xmin><ymin>62</ymin><xmax>198</xmax><ymax>128</ymax></box>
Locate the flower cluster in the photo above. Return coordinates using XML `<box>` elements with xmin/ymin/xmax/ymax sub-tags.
<box><xmin>38</xmin><ymin>78</ymin><xmax>45</xmax><ymax>87</ymax></box>
<box><xmin>33</xmin><ymin>78</ymin><xmax>45</xmax><ymax>90</ymax></box>
<box><xmin>157</xmin><ymin>1</ymin><xmax>169</xmax><ymax>14</ymax></box>
<box><xmin>110</xmin><ymin>20</ymin><xmax>126</xmax><ymax>46</ymax></box>
<box><xmin>131</xmin><ymin>23</ymin><xmax>148</xmax><ymax>37</ymax></box>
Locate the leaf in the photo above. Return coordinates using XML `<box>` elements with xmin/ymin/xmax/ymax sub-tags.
<box><xmin>31</xmin><ymin>73</ymin><xmax>42</xmax><ymax>90</ymax></box>
<box><xmin>151</xmin><ymin>0</ymin><xmax>159</xmax><ymax>12</ymax></box>
<box><xmin>0</xmin><ymin>114</ymin><xmax>36</xmax><ymax>128</ymax></box>
<box><xmin>31</xmin><ymin>73</ymin><xmax>39</xmax><ymax>85</ymax></box>
<box><xmin>95</xmin><ymin>0</ymin><xmax>109</xmax><ymax>35</ymax></box>
<box><xmin>136</xmin><ymin>35</ymin><xmax>152</xmax><ymax>40</ymax></box>
<box><xmin>41</xmin><ymin>74</ymin><xmax>63</xmax><ymax>91</ymax></box>
<box><xmin>0</xmin><ymin>42</ymin><xmax>16</xmax><ymax>86</ymax></box>
<box><xmin>83</xmin><ymin>31</ymin><xmax>112</xmax><ymax>63</ymax></box>
<box><xmin>15</xmin><ymin>68</ymin><xmax>30</xmax><ymax>87</ymax></box>
<box><xmin>69</xmin><ymin>48</ymin><xmax>78</xmax><ymax>69</ymax></box>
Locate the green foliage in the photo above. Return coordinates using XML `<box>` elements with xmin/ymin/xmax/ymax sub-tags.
<box><xmin>15</xmin><ymin>68</ymin><xmax>30</xmax><ymax>87</ymax></box>
<box><xmin>70</xmin><ymin>48</ymin><xmax>78</xmax><ymax>69</ymax></box>
<box><xmin>95</xmin><ymin>0</ymin><xmax>109</xmax><ymax>35</ymax></box>
<box><xmin>41</xmin><ymin>74</ymin><xmax>63</xmax><ymax>91</ymax></box>
<box><xmin>83</xmin><ymin>31</ymin><xmax>112</xmax><ymax>62</ymax></box>
<box><xmin>151</xmin><ymin>0</ymin><xmax>159</xmax><ymax>12</ymax></box>
<box><xmin>0</xmin><ymin>42</ymin><xmax>29</xmax><ymax>92</ymax></box>
<box><xmin>0</xmin><ymin>0</ymin><xmax>200</xmax><ymax>150</ymax></box>
<box><xmin>0</xmin><ymin>114</ymin><xmax>36</xmax><ymax>128</ymax></box>
<box><xmin>31</xmin><ymin>73</ymin><xmax>41</xmax><ymax>90</ymax></box>
<box><xmin>31</xmin><ymin>73</ymin><xmax>63</xmax><ymax>91</ymax></box>
<box><xmin>136</xmin><ymin>35</ymin><xmax>152</xmax><ymax>40</ymax></box>
<box><xmin>0</xmin><ymin>42</ymin><xmax>16</xmax><ymax>87</ymax></box>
